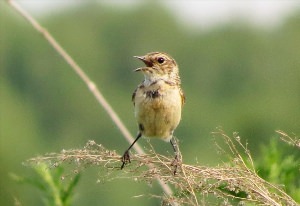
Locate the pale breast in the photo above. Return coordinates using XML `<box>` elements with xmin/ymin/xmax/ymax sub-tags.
<box><xmin>134</xmin><ymin>81</ymin><xmax>182</xmax><ymax>141</ymax></box>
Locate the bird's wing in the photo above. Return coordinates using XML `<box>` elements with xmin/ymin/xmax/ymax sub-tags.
<box><xmin>132</xmin><ymin>88</ymin><xmax>137</xmax><ymax>106</ymax></box>
<box><xmin>132</xmin><ymin>83</ymin><xmax>144</xmax><ymax>106</ymax></box>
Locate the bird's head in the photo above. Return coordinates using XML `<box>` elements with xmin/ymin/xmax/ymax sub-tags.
<box><xmin>134</xmin><ymin>52</ymin><xmax>180</xmax><ymax>85</ymax></box>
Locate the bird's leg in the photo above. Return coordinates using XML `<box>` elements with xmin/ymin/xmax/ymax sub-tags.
<box><xmin>121</xmin><ymin>132</ymin><xmax>142</xmax><ymax>169</ymax></box>
<box><xmin>170</xmin><ymin>137</ymin><xmax>181</xmax><ymax>175</ymax></box>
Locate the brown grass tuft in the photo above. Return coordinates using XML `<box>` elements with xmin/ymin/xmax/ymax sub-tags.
<box><xmin>26</xmin><ymin>129</ymin><xmax>298</xmax><ymax>206</ymax></box>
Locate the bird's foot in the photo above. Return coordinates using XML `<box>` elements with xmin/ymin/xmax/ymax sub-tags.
<box><xmin>121</xmin><ymin>150</ymin><xmax>131</xmax><ymax>169</ymax></box>
<box><xmin>171</xmin><ymin>154</ymin><xmax>181</xmax><ymax>175</ymax></box>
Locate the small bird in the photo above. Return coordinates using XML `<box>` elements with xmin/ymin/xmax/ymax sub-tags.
<box><xmin>121</xmin><ymin>52</ymin><xmax>185</xmax><ymax>171</ymax></box>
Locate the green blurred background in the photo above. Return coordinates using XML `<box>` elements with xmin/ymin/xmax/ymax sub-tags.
<box><xmin>1</xmin><ymin>1</ymin><xmax>300</xmax><ymax>205</ymax></box>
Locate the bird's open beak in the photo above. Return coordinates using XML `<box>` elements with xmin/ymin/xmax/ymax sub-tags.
<box><xmin>134</xmin><ymin>67</ymin><xmax>151</xmax><ymax>72</ymax></box>
<box><xmin>134</xmin><ymin>55</ymin><xmax>153</xmax><ymax>67</ymax></box>
<box><xmin>134</xmin><ymin>56</ymin><xmax>145</xmax><ymax>72</ymax></box>
<box><xmin>134</xmin><ymin>67</ymin><xmax>143</xmax><ymax>72</ymax></box>
<box><xmin>134</xmin><ymin>55</ymin><xmax>145</xmax><ymax>61</ymax></box>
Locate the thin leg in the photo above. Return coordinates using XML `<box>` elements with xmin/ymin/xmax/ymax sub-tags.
<box><xmin>121</xmin><ymin>132</ymin><xmax>142</xmax><ymax>169</ymax></box>
<box><xmin>170</xmin><ymin>137</ymin><xmax>178</xmax><ymax>158</ymax></box>
<box><xmin>170</xmin><ymin>137</ymin><xmax>180</xmax><ymax>175</ymax></box>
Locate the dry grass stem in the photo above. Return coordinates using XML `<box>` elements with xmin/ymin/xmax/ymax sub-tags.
<box><xmin>6</xmin><ymin>0</ymin><xmax>139</xmax><ymax>152</ymax></box>
<box><xmin>276</xmin><ymin>130</ymin><xmax>300</xmax><ymax>149</ymax></box>
<box><xmin>26</xmin><ymin>130</ymin><xmax>298</xmax><ymax>206</ymax></box>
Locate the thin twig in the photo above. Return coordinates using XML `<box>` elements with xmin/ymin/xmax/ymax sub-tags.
<box><xmin>7</xmin><ymin>0</ymin><xmax>175</xmax><ymax>199</ymax></box>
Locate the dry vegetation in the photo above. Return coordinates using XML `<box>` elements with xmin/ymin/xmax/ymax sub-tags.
<box><xmin>276</xmin><ymin>130</ymin><xmax>300</xmax><ymax>149</ymax></box>
<box><xmin>26</xmin><ymin>129</ymin><xmax>298</xmax><ymax>206</ymax></box>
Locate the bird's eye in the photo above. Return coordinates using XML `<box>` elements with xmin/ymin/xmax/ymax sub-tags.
<box><xmin>157</xmin><ymin>57</ymin><xmax>165</xmax><ymax>64</ymax></box>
